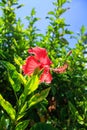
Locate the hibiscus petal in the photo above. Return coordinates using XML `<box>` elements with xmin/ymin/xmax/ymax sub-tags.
<box><xmin>22</xmin><ymin>56</ymin><xmax>40</xmax><ymax>75</ymax></box>
<box><xmin>40</xmin><ymin>67</ymin><xmax>52</xmax><ymax>83</ymax></box>
<box><xmin>28</xmin><ymin>47</ymin><xmax>47</xmax><ymax>58</ymax></box>
<box><xmin>28</xmin><ymin>47</ymin><xmax>52</xmax><ymax>65</ymax></box>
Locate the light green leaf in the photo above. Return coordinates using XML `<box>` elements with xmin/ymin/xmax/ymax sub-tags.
<box><xmin>17</xmin><ymin>102</ymin><xmax>27</xmax><ymax>121</ymax></box>
<box><xmin>57</xmin><ymin>8</ymin><xmax>67</xmax><ymax>16</ymax></box>
<box><xmin>58</xmin><ymin>0</ymin><xmax>66</xmax><ymax>7</ymax></box>
<box><xmin>80</xmin><ymin>25</ymin><xmax>86</xmax><ymax>35</ymax></box>
<box><xmin>24</xmin><ymin>75</ymin><xmax>39</xmax><ymax>95</ymax></box>
<box><xmin>28</xmin><ymin>87</ymin><xmax>50</xmax><ymax>108</ymax></box>
<box><xmin>0</xmin><ymin>94</ymin><xmax>16</xmax><ymax>120</ymax></box>
<box><xmin>18</xmin><ymin>73</ymin><xmax>26</xmax><ymax>85</ymax></box>
<box><xmin>14</xmin><ymin>54</ymin><xmax>24</xmax><ymax>66</ymax></box>
<box><xmin>0</xmin><ymin>2</ymin><xmax>5</xmax><ymax>6</ymax></box>
<box><xmin>48</xmin><ymin>11</ymin><xmax>55</xmax><ymax>15</ymax></box>
<box><xmin>18</xmin><ymin>75</ymin><xmax>39</xmax><ymax>108</ymax></box>
<box><xmin>31</xmin><ymin>8</ymin><xmax>36</xmax><ymax>16</ymax></box>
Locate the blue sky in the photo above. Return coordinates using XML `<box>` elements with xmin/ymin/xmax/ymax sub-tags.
<box><xmin>0</xmin><ymin>0</ymin><xmax>87</xmax><ymax>47</ymax></box>
<box><xmin>17</xmin><ymin>0</ymin><xmax>87</xmax><ymax>32</ymax></box>
<box><xmin>16</xmin><ymin>0</ymin><xmax>87</xmax><ymax>47</ymax></box>
<box><xmin>16</xmin><ymin>0</ymin><xmax>54</xmax><ymax>31</ymax></box>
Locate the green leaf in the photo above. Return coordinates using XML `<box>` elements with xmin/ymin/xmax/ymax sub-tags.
<box><xmin>8</xmin><ymin>72</ymin><xmax>21</xmax><ymax>92</ymax></box>
<box><xmin>0</xmin><ymin>113</ymin><xmax>10</xmax><ymax>130</ymax></box>
<box><xmin>80</xmin><ymin>25</ymin><xmax>86</xmax><ymax>35</ymax></box>
<box><xmin>1</xmin><ymin>61</ymin><xmax>21</xmax><ymax>92</ymax></box>
<box><xmin>28</xmin><ymin>87</ymin><xmax>50</xmax><ymax>108</ymax></box>
<box><xmin>55</xmin><ymin>18</ymin><xmax>65</xmax><ymax>25</ymax></box>
<box><xmin>17</xmin><ymin>102</ymin><xmax>27</xmax><ymax>121</ymax></box>
<box><xmin>16</xmin><ymin>4</ymin><xmax>24</xmax><ymax>9</ymax></box>
<box><xmin>30</xmin><ymin>122</ymin><xmax>57</xmax><ymax>130</ymax></box>
<box><xmin>68</xmin><ymin>101</ymin><xmax>84</xmax><ymax>125</ymax></box>
<box><xmin>48</xmin><ymin>11</ymin><xmax>55</xmax><ymax>15</ymax></box>
<box><xmin>24</xmin><ymin>75</ymin><xmax>39</xmax><ymax>95</ymax></box>
<box><xmin>0</xmin><ymin>50</ymin><xmax>6</xmax><ymax>59</ymax></box>
<box><xmin>57</xmin><ymin>8</ymin><xmax>67</xmax><ymax>15</ymax></box>
<box><xmin>58</xmin><ymin>0</ymin><xmax>66</xmax><ymax>7</ymax></box>
<box><xmin>14</xmin><ymin>54</ymin><xmax>24</xmax><ymax>66</ymax></box>
<box><xmin>18</xmin><ymin>73</ymin><xmax>26</xmax><ymax>86</ymax></box>
<box><xmin>31</xmin><ymin>8</ymin><xmax>36</xmax><ymax>16</ymax></box>
<box><xmin>15</xmin><ymin>120</ymin><xmax>29</xmax><ymax>130</ymax></box>
<box><xmin>18</xmin><ymin>75</ymin><xmax>39</xmax><ymax>109</ymax></box>
<box><xmin>0</xmin><ymin>2</ymin><xmax>5</xmax><ymax>6</ymax></box>
<box><xmin>18</xmin><ymin>93</ymin><xmax>26</xmax><ymax>108</ymax></box>
<box><xmin>0</xmin><ymin>94</ymin><xmax>16</xmax><ymax>120</ymax></box>
<box><xmin>1</xmin><ymin>60</ymin><xmax>16</xmax><ymax>71</ymax></box>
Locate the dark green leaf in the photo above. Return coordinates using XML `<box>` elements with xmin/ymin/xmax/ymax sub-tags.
<box><xmin>68</xmin><ymin>101</ymin><xmax>84</xmax><ymax>125</ymax></box>
<box><xmin>1</xmin><ymin>61</ymin><xmax>22</xmax><ymax>92</ymax></box>
<box><xmin>15</xmin><ymin>120</ymin><xmax>29</xmax><ymax>130</ymax></box>
<box><xmin>30</xmin><ymin>122</ymin><xmax>57</xmax><ymax>130</ymax></box>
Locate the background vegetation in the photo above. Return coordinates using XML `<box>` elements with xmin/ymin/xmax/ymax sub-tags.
<box><xmin>0</xmin><ymin>0</ymin><xmax>87</xmax><ymax>129</ymax></box>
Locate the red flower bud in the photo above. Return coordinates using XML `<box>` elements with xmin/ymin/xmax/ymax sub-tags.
<box><xmin>53</xmin><ymin>64</ymin><xmax>68</xmax><ymax>74</ymax></box>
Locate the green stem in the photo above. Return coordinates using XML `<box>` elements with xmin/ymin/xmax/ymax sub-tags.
<box><xmin>14</xmin><ymin>90</ymin><xmax>19</xmax><ymax>107</ymax></box>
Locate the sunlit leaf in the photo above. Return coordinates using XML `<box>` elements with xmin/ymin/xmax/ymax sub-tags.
<box><xmin>24</xmin><ymin>75</ymin><xmax>39</xmax><ymax>95</ymax></box>
<box><xmin>31</xmin><ymin>8</ymin><xmax>36</xmax><ymax>16</ymax></box>
<box><xmin>80</xmin><ymin>25</ymin><xmax>86</xmax><ymax>35</ymax></box>
<box><xmin>0</xmin><ymin>94</ymin><xmax>16</xmax><ymax>120</ymax></box>
<box><xmin>17</xmin><ymin>102</ymin><xmax>27</xmax><ymax>121</ymax></box>
<box><xmin>58</xmin><ymin>0</ymin><xmax>66</xmax><ymax>7</ymax></box>
<box><xmin>14</xmin><ymin>54</ymin><xmax>24</xmax><ymax>66</ymax></box>
<box><xmin>28</xmin><ymin>87</ymin><xmax>50</xmax><ymax>108</ymax></box>
<box><xmin>48</xmin><ymin>11</ymin><xmax>55</xmax><ymax>15</ymax></box>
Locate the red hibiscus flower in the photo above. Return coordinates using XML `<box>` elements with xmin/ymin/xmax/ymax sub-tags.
<box><xmin>28</xmin><ymin>47</ymin><xmax>52</xmax><ymax>65</ymax></box>
<box><xmin>22</xmin><ymin>47</ymin><xmax>52</xmax><ymax>83</ymax></box>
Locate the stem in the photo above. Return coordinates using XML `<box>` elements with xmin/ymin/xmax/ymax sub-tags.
<box><xmin>14</xmin><ymin>90</ymin><xmax>19</xmax><ymax>107</ymax></box>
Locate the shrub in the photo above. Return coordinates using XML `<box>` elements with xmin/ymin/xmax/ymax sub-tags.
<box><xmin>0</xmin><ymin>0</ymin><xmax>87</xmax><ymax>129</ymax></box>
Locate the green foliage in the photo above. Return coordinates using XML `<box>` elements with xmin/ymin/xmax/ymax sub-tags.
<box><xmin>28</xmin><ymin>88</ymin><xmax>50</xmax><ymax>108</ymax></box>
<box><xmin>0</xmin><ymin>0</ymin><xmax>87</xmax><ymax>129</ymax></box>
<box><xmin>0</xmin><ymin>61</ymin><xmax>50</xmax><ymax>128</ymax></box>
<box><xmin>1</xmin><ymin>60</ymin><xmax>22</xmax><ymax>92</ymax></box>
<box><xmin>0</xmin><ymin>94</ymin><xmax>16</xmax><ymax>120</ymax></box>
<box><xmin>30</xmin><ymin>122</ymin><xmax>57</xmax><ymax>130</ymax></box>
<box><xmin>0</xmin><ymin>110</ymin><xmax>10</xmax><ymax>130</ymax></box>
<box><xmin>15</xmin><ymin>120</ymin><xmax>29</xmax><ymax>130</ymax></box>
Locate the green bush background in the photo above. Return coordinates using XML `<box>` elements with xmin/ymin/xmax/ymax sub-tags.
<box><xmin>0</xmin><ymin>0</ymin><xmax>87</xmax><ymax>129</ymax></box>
